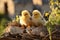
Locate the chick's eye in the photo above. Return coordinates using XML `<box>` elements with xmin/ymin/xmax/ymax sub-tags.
<box><xmin>35</xmin><ymin>14</ymin><xmax>38</xmax><ymax>15</ymax></box>
<box><xmin>25</xmin><ymin>13</ymin><xmax>28</xmax><ymax>15</ymax></box>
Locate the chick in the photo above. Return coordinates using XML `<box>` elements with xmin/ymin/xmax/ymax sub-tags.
<box><xmin>20</xmin><ymin>10</ymin><xmax>32</xmax><ymax>29</ymax></box>
<box><xmin>32</xmin><ymin>10</ymin><xmax>46</xmax><ymax>27</ymax></box>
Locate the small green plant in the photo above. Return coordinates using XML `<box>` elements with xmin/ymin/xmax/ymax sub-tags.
<box><xmin>46</xmin><ymin>21</ymin><xmax>53</xmax><ymax>40</ymax></box>
<box><xmin>46</xmin><ymin>0</ymin><xmax>60</xmax><ymax>40</ymax></box>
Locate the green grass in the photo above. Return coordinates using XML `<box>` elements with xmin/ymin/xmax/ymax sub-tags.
<box><xmin>0</xmin><ymin>14</ymin><xmax>11</xmax><ymax>37</ymax></box>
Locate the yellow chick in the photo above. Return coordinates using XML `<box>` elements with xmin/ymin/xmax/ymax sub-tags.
<box><xmin>20</xmin><ymin>10</ymin><xmax>32</xmax><ymax>28</ymax></box>
<box><xmin>32</xmin><ymin>10</ymin><xmax>46</xmax><ymax>27</ymax></box>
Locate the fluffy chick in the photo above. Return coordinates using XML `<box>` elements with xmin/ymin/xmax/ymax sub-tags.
<box><xmin>20</xmin><ymin>10</ymin><xmax>32</xmax><ymax>29</ymax></box>
<box><xmin>32</xmin><ymin>10</ymin><xmax>46</xmax><ymax>27</ymax></box>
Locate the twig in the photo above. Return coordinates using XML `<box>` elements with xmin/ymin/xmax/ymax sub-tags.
<box><xmin>42</xmin><ymin>29</ymin><xmax>58</xmax><ymax>40</ymax></box>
